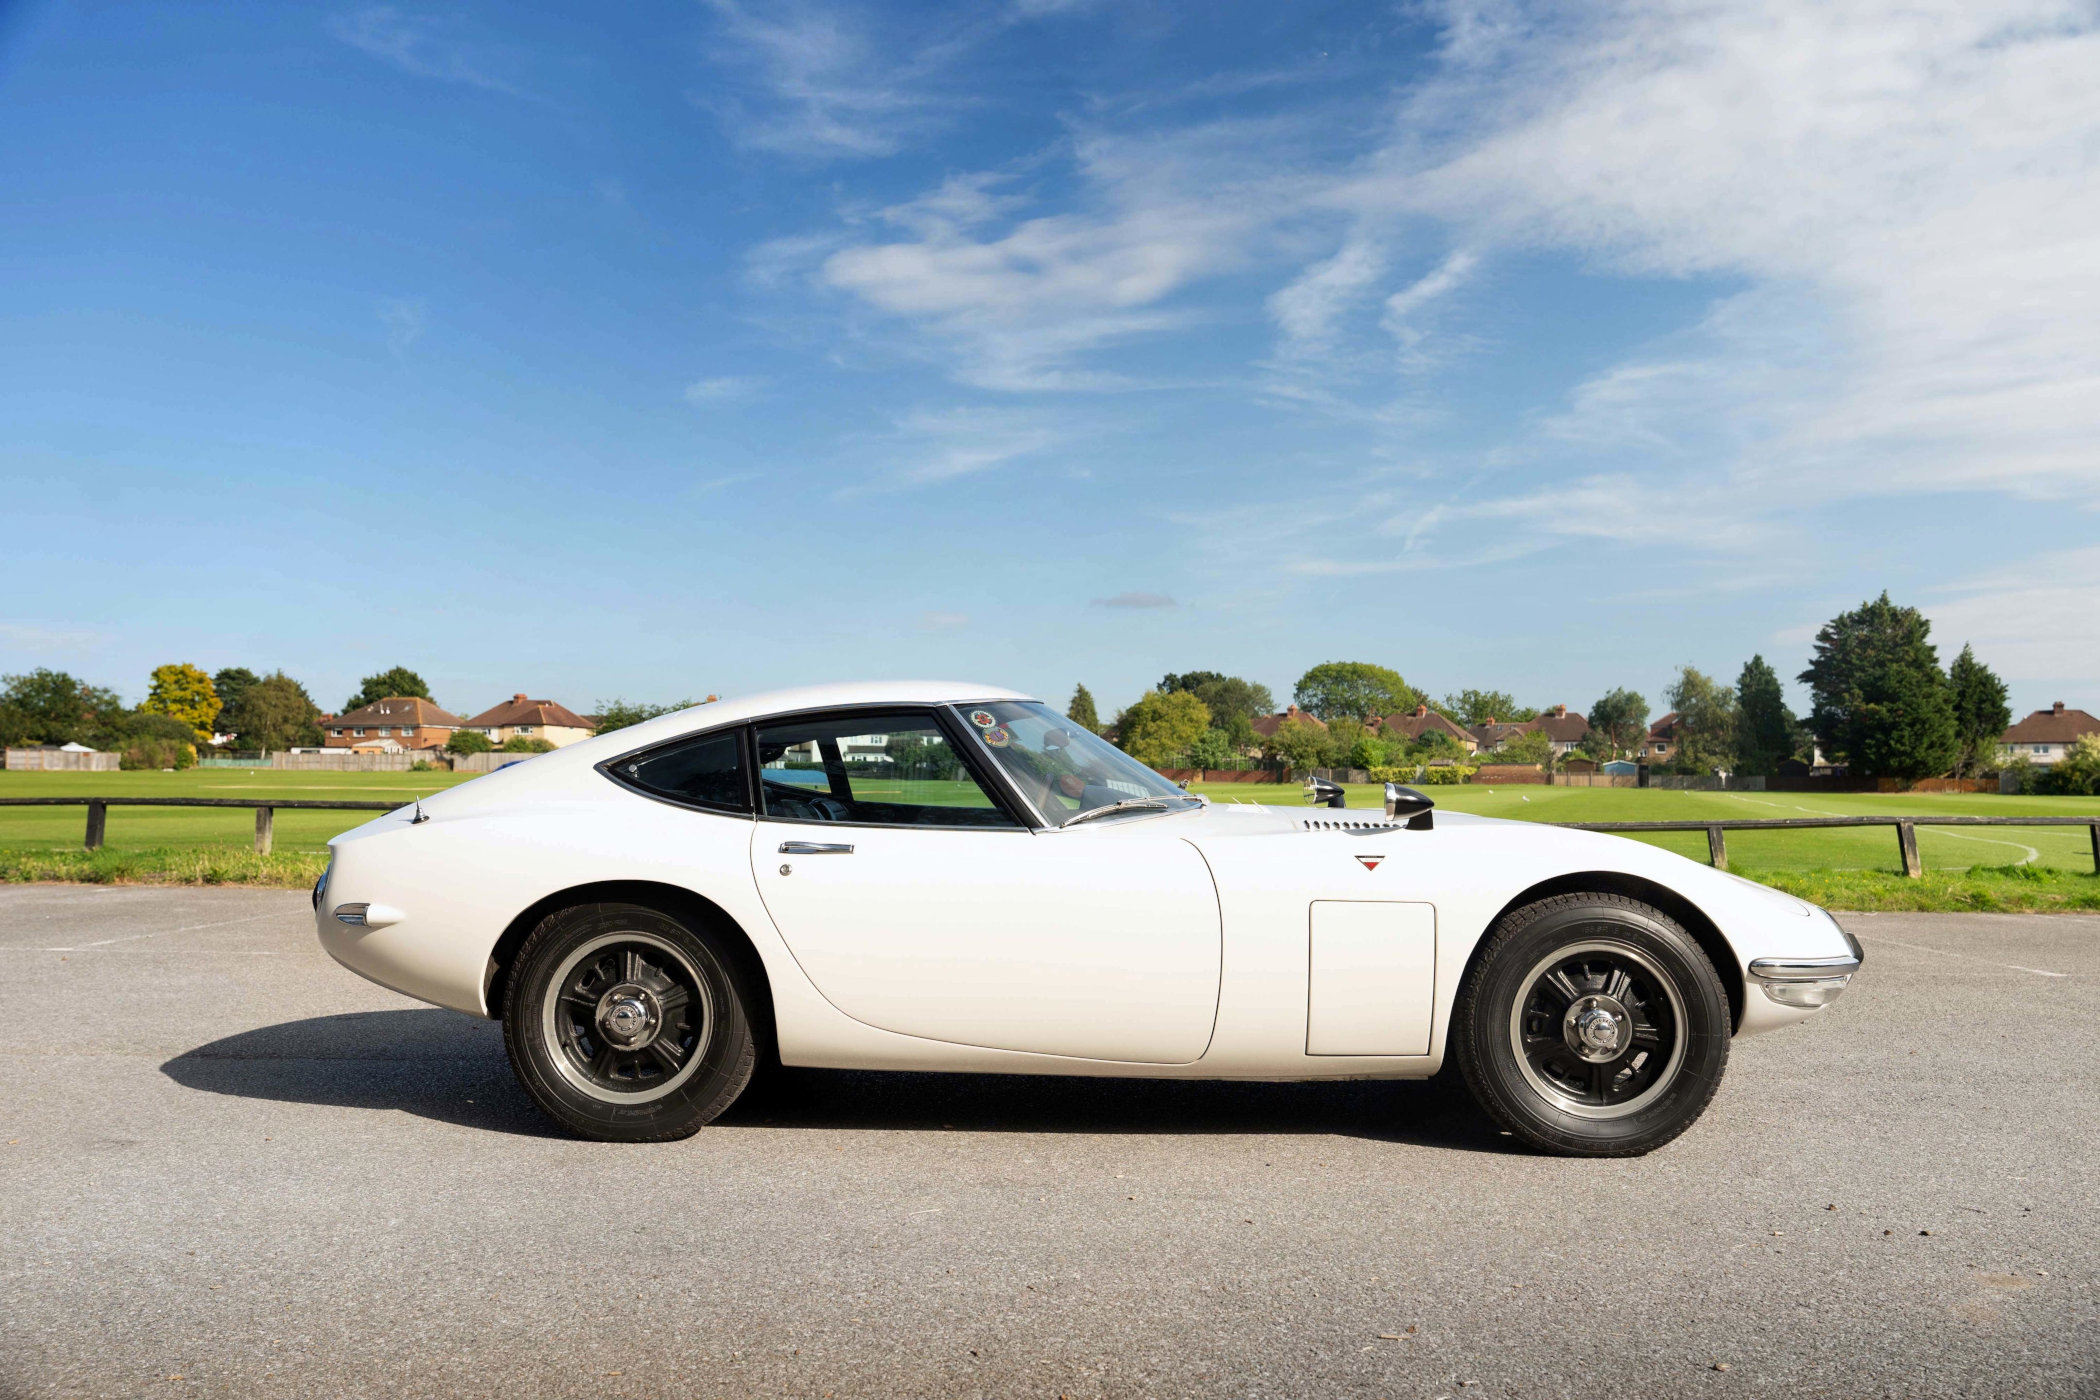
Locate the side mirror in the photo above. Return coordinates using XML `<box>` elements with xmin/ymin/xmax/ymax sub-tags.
<box><xmin>1385</xmin><ymin>782</ymin><xmax>1435</xmax><ymax>830</ymax></box>
<box><xmin>1304</xmin><ymin>776</ymin><xmax>1347</xmax><ymax>809</ymax></box>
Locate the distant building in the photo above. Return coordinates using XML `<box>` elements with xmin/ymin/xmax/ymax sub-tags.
<box><xmin>1467</xmin><ymin>717</ymin><xmax>1532</xmax><ymax>752</ymax></box>
<box><xmin>1640</xmin><ymin>712</ymin><xmax>1680</xmax><ymax>763</ymax></box>
<box><xmin>1250</xmin><ymin>705</ymin><xmax>1327</xmax><ymax>739</ymax></box>
<box><xmin>1530</xmin><ymin>704</ymin><xmax>1590</xmax><ymax>756</ymax></box>
<box><xmin>326</xmin><ymin>697</ymin><xmax>462</xmax><ymax>752</ymax></box>
<box><xmin>1373</xmin><ymin>704</ymin><xmax>1479</xmax><ymax>755</ymax></box>
<box><xmin>2000</xmin><ymin>702</ymin><xmax>2098</xmax><ymax>767</ymax></box>
<box><xmin>461</xmin><ymin>694</ymin><xmax>597</xmax><ymax>749</ymax></box>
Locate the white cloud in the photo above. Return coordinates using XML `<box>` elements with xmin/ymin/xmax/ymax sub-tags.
<box><xmin>1267</xmin><ymin>235</ymin><xmax>1386</xmax><ymax>356</ymax></box>
<box><xmin>1926</xmin><ymin>546</ymin><xmax>2100</xmax><ymax>686</ymax></box>
<box><xmin>377</xmin><ymin>298</ymin><xmax>425</xmax><ymax>358</ymax></box>
<box><xmin>684</xmin><ymin>375</ymin><xmax>766</xmax><ymax>403</ymax></box>
<box><xmin>1091</xmin><ymin>591</ymin><xmax>1177</xmax><ymax>609</ymax></box>
<box><xmin>328</xmin><ymin>8</ymin><xmax>521</xmax><ymax>94</ymax></box>
<box><xmin>0</xmin><ymin>621</ymin><xmax>100</xmax><ymax>653</ymax></box>
<box><xmin>698</xmin><ymin>1</ymin><xmax>984</xmax><ymax>159</ymax></box>
<box><xmin>1379</xmin><ymin>248</ymin><xmax>1478</xmax><ymax>362</ymax></box>
<box><xmin>920</xmin><ymin>610</ymin><xmax>971</xmax><ymax>628</ymax></box>
<box><xmin>839</xmin><ymin>406</ymin><xmax>1065</xmax><ymax>490</ymax></box>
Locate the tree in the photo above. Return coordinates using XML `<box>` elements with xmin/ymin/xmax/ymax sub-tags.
<box><xmin>1114</xmin><ymin>690</ymin><xmax>1211</xmax><ymax>768</ymax></box>
<box><xmin>1066</xmin><ymin>684</ymin><xmax>1100</xmax><ymax>733</ymax></box>
<box><xmin>2044</xmin><ymin>733</ymin><xmax>2100</xmax><ymax>795</ymax></box>
<box><xmin>1798</xmin><ymin>592</ymin><xmax>1961</xmax><ymax>779</ymax></box>
<box><xmin>1664</xmin><ymin>666</ymin><xmax>1738</xmax><ymax>774</ymax></box>
<box><xmin>446</xmin><ymin>728</ymin><xmax>494</xmax><ymax>755</ymax></box>
<box><xmin>1438</xmin><ymin>689</ymin><xmax>1538</xmax><ymax>726</ymax></box>
<box><xmin>1586</xmin><ymin>688</ymin><xmax>1650</xmax><ymax>761</ymax></box>
<box><xmin>212</xmin><ymin>667</ymin><xmax>260</xmax><ymax>720</ymax></box>
<box><xmin>1294</xmin><ymin>662</ymin><xmax>1422</xmax><ymax>722</ymax></box>
<box><xmin>1947</xmin><ymin>644</ymin><xmax>2011</xmax><ymax>776</ymax></box>
<box><xmin>1733</xmin><ymin>656</ymin><xmax>1796</xmax><ymax>776</ymax></box>
<box><xmin>1263</xmin><ymin>716</ymin><xmax>1331</xmax><ymax>772</ymax></box>
<box><xmin>0</xmin><ymin>669</ymin><xmax>124</xmax><ymax>746</ymax></box>
<box><xmin>499</xmin><ymin>735</ymin><xmax>556</xmax><ymax>754</ymax></box>
<box><xmin>1162</xmin><ymin>672</ymin><xmax>1275</xmax><ymax>728</ymax></box>
<box><xmin>594</xmin><ymin>698</ymin><xmax>697</xmax><ymax>734</ymax></box>
<box><xmin>344</xmin><ymin>666</ymin><xmax>433</xmax><ymax>712</ymax></box>
<box><xmin>1490</xmin><ymin>728</ymin><xmax>1555</xmax><ymax>769</ymax></box>
<box><xmin>1185</xmin><ymin>728</ymin><xmax>1240</xmax><ymax>770</ymax></box>
<box><xmin>221</xmin><ymin>671</ymin><xmax>323</xmax><ymax>751</ymax></box>
<box><xmin>143</xmin><ymin>663</ymin><xmax>220</xmax><ymax>745</ymax></box>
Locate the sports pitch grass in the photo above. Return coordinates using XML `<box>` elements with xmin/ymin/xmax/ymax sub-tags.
<box><xmin>1</xmin><ymin>769</ymin><xmax>2095</xmax><ymax>910</ymax></box>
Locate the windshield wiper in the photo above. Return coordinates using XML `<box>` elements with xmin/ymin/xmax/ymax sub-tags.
<box><xmin>1060</xmin><ymin>794</ymin><xmax>1196</xmax><ymax>828</ymax></box>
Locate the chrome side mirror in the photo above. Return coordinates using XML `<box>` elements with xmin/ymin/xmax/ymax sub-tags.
<box><xmin>1385</xmin><ymin>781</ymin><xmax>1435</xmax><ymax>830</ymax></box>
<box><xmin>1304</xmin><ymin>776</ymin><xmax>1346</xmax><ymax>809</ymax></box>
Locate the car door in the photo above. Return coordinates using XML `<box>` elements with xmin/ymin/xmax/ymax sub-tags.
<box><xmin>746</xmin><ymin>708</ymin><xmax>1222</xmax><ymax>1064</ymax></box>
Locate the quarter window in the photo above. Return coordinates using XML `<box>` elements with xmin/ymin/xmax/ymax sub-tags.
<box><xmin>611</xmin><ymin>730</ymin><xmax>748</xmax><ymax>813</ymax></box>
<box><xmin>754</xmin><ymin>712</ymin><xmax>1015</xmax><ymax>827</ymax></box>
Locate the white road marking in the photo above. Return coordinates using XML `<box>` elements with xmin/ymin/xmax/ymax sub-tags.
<box><xmin>0</xmin><ymin>910</ymin><xmax>285</xmax><ymax>953</ymax></box>
<box><xmin>1860</xmin><ymin>934</ymin><xmax>2070</xmax><ymax>978</ymax></box>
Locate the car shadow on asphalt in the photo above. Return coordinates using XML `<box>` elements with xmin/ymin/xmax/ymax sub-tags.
<box><xmin>162</xmin><ymin>1008</ymin><xmax>1516</xmax><ymax>1152</ymax></box>
<box><xmin>160</xmin><ymin>1009</ymin><xmax>559</xmax><ymax>1138</ymax></box>
<box><xmin>728</xmin><ymin>1065</ymin><xmax>1516</xmax><ymax>1152</ymax></box>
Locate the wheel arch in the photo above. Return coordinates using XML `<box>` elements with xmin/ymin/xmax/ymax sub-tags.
<box><xmin>483</xmin><ymin>880</ymin><xmax>777</xmax><ymax>1054</ymax></box>
<box><xmin>1468</xmin><ymin>872</ymin><xmax>1745</xmax><ymax>1032</ymax></box>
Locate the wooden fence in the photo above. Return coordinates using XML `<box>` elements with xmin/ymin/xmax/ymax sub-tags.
<box><xmin>0</xmin><ymin>797</ymin><xmax>401</xmax><ymax>855</ymax></box>
<box><xmin>1556</xmin><ymin>814</ymin><xmax>2100</xmax><ymax>878</ymax></box>
<box><xmin>5</xmin><ymin>748</ymin><xmax>120</xmax><ymax>772</ymax></box>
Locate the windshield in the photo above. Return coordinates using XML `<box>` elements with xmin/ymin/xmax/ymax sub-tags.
<box><xmin>952</xmin><ymin>700</ymin><xmax>1198</xmax><ymax>828</ymax></box>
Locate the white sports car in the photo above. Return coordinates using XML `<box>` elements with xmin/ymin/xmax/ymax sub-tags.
<box><xmin>315</xmin><ymin>682</ymin><xmax>1861</xmax><ymax>1156</ymax></box>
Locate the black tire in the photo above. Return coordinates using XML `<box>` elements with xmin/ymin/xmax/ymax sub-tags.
<box><xmin>1451</xmin><ymin>892</ymin><xmax>1730</xmax><ymax>1157</ymax></box>
<box><xmin>502</xmin><ymin>902</ymin><xmax>757</xmax><ymax>1142</ymax></box>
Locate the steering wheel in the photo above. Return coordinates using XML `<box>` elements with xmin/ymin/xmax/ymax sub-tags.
<box><xmin>808</xmin><ymin>796</ymin><xmax>850</xmax><ymax>822</ymax></box>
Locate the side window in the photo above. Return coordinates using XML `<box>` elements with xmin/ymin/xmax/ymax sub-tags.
<box><xmin>610</xmin><ymin>729</ymin><xmax>748</xmax><ymax>813</ymax></box>
<box><xmin>754</xmin><ymin>712</ymin><xmax>1016</xmax><ymax>827</ymax></box>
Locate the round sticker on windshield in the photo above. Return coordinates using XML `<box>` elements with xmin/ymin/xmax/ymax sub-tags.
<box><xmin>981</xmin><ymin>726</ymin><xmax>1011</xmax><ymax>748</ymax></box>
<box><xmin>967</xmin><ymin>709</ymin><xmax>997</xmax><ymax>728</ymax></box>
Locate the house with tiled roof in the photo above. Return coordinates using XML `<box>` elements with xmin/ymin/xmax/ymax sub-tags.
<box><xmin>1373</xmin><ymin>704</ymin><xmax>1479</xmax><ymax>755</ymax></box>
<box><xmin>325</xmin><ymin>697</ymin><xmax>463</xmax><ymax>752</ymax></box>
<box><xmin>461</xmin><ymin>694</ymin><xmax>597</xmax><ymax>749</ymax></box>
<box><xmin>1530</xmin><ymin>704</ymin><xmax>1590</xmax><ymax>756</ymax></box>
<box><xmin>1999</xmin><ymin>702</ymin><xmax>2098</xmax><ymax>768</ymax></box>
<box><xmin>1250</xmin><ymin>704</ymin><xmax>1326</xmax><ymax>739</ymax></box>
<box><xmin>1640</xmin><ymin>712</ymin><xmax>1680</xmax><ymax>763</ymax></box>
<box><xmin>1468</xmin><ymin>716</ymin><xmax>1533</xmax><ymax>753</ymax></box>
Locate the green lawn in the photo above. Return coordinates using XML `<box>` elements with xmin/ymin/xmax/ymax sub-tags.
<box><xmin>3</xmin><ymin>769</ymin><xmax>2096</xmax><ymax>910</ymax></box>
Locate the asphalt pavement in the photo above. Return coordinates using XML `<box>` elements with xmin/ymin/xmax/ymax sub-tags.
<box><xmin>1</xmin><ymin>885</ymin><xmax>2095</xmax><ymax>1399</ymax></box>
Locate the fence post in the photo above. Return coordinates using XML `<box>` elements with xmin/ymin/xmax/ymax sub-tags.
<box><xmin>1897</xmin><ymin>820</ymin><xmax>1922</xmax><ymax>878</ymax></box>
<box><xmin>1705</xmin><ymin>824</ymin><xmax>1727</xmax><ymax>871</ymax></box>
<box><xmin>254</xmin><ymin>806</ymin><xmax>274</xmax><ymax>856</ymax></box>
<box><xmin>84</xmin><ymin>801</ymin><xmax>106</xmax><ymax>851</ymax></box>
<box><xmin>2090</xmin><ymin>820</ymin><xmax>2099</xmax><ymax>875</ymax></box>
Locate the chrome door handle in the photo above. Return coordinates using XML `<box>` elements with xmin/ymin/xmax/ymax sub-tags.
<box><xmin>778</xmin><ymin>841</ymin><xmax>854</xmax><ymax>855</ymax></box>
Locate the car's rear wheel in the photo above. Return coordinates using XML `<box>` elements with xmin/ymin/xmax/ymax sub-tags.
<box><xmin>503</xmin><ymin>903</ymin><xmax>756</xmax><ymax>1142</ymax></box>
<box><xmin>1452</xmin><ymin>892</ymin><xmax>1730</xmax><ymax>1157</ymax></box>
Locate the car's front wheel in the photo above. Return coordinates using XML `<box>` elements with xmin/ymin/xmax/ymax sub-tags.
<box><xmin>1451</xmin><ymin>892</ymin><xmax>1730</xmax><ymax>1157</ymax></box>
<box><xmin>502</xmin><ymin>902</ymin><xmax>757</xmax><ymax>1142</ymax></box>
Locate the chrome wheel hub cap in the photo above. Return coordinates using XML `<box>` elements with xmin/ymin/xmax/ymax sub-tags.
<box><xmin>595</xmin><ymin>985</ymin><xmax>660</xmax><ymax>1048</ymax></box>
<box><xmin>1565</xmin><ymin>994</ymin><xmax>1630</xmax><ymax>1062</ymax></box>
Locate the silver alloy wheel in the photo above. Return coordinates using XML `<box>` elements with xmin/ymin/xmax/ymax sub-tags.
<box><xmin>1506</xmin><ymin>938</ymin><xmax>1687</xmax><ymax>1121</ymax></box>
<box><xmin>541</xmin><ymin>931</ymin><xmax>714</xmax><ymax>1105</ymax></box>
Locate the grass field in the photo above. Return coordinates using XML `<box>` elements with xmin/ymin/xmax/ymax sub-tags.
<box><xmin>2</xmin><ymin>769</ymin><xmax>2096</xmax><ymax>910</ymax></box>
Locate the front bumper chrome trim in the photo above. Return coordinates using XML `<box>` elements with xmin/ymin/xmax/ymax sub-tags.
<box><xmin>1748</xmin><ymin>956</ymin><xmax>1861</xmax><ymax>982</ymax></box>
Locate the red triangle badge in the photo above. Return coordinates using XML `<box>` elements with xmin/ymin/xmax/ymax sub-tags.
<box><xmin>1355</xmin><ymin>854</ymin><xmax>1384</xmax><ymax>870</ymax></box>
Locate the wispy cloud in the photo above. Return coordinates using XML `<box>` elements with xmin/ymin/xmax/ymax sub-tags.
<box><xmin>920</xmin><ymin>610</ymin><xmax>970</xmax><ymax>628</ymax></box>
<box><xmin>684</xmin><ymin>375</ymin><xmax>766</xmax><ymax>403</ymax></box>
<box><xmin>838</xmin><ymin>405</ymin><xmax>1066</xmax><ymax>491</ymax></box>
<box><xmin>328</xmin><ymin>8</ymin><xmax>522</xmax><ymax>94</ymax></box>
<box><xmin>1091</xmin><ymin>591</ymin><xmax>1176</xmax><ymax>609</ymax></box>
<box><xmin>1926</xmin><ymin>546</ymin><xmax>2100</xmax><ymax>685</ymax></box>
<box><xmin>0</xmin><ymin>620</ymin><xmax>101</xmax><ymax>653</ymax></box>
<box><xmin>377</xmin><ymin>297</ymin><xmax>425</xmax><ymax>359</ymax></box>
<box><xmin>697</xmin><ymin>0</ymin><xmax>989</xmax><ymax>159</ymax></box>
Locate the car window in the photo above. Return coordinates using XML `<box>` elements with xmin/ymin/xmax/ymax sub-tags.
<box><xmin>609</xmin><ymin>729</ymin><xmax>748</xmax><ymax>813</ymax></box>
<box><xmin>953</xmin><ymin>700</ymin><xmax>1196</xmax><ymax>827</ymax></box>
<box><xmin>754</xmin><ymin>712</ymin><xmax>1016</xmax><ymax>828</ymax></box>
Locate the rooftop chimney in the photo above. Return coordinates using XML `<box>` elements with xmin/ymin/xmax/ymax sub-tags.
<box><xmin>1414</xmin><ymin>703</ymin><xmax>1429</xmax><ymax>717</ymax></box>
<box><xmin>1553</xmin><ymin>704</ymin><xmax>1567</xmax><ymax>718</ymax></box>
<box><xmin>514</xmin><ymin>693</ymin><xmax>528</xmax><ymax>703</ymax></box>
<box><xmin>2054</xmin><ymin>701</ymin><xmax>2066</xmax><ymax>714</ymax></box>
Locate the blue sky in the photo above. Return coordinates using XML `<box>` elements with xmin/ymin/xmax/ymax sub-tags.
<box><xmin>3</xmin><ymin>0</ymin><xmax>2097</xmax><ymax>722</ymax></box>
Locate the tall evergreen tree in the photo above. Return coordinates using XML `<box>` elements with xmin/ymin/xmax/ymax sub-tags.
<box><xmin>1798</xmin><ymin>592</ymin><xmax>1960</xmax><ymax>779</ymax></box>
<box><xmin>1733</xmin><ymin>655</ymin><xmax>1796</xmax><ymax>775</ymax></box>
<box><xmin>1947</xmin><ymin>644</ymin><xmax>2011</xmax><ymax>776</ymax></box>
<box><xmin>1066</xmin><ymin>683</ymin><xmax>1100</xmax><ymax>733</ymax></box>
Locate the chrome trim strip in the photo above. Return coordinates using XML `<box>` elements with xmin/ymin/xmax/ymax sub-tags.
<box><xmin>778</xmin><ymin>841</ymin><xmax>854</xmax><ymax>855</ymax></box>
<box><xmin>1748</xmin><ymin>956</ymin><xmax>1860</xmax><ymax>982</ymax></box>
